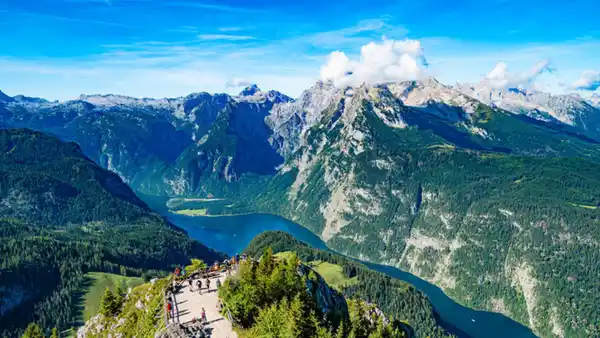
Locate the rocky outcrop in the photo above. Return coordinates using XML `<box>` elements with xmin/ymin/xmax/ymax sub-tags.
<box><xmin>297</xmin><ymin>263</ymin><xmax>348</xmax><ymax>318</ymax></box>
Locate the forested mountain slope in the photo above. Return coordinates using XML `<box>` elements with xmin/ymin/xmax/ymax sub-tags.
<box><xmin>0</xmin><ymin>129</ymin><xmax>222</xmax><ymax>337</ymax></box>
<box><xmin>250</xmin><ymin>86</ymin><xmax>600</xmax><ymax>338</ymax></box>
<box><xmin>245</xmin><ymin>231</ymin><xmax>457</xmax><ymax>338</ymax></box>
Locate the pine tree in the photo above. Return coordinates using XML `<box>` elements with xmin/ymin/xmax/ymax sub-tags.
<box><xmin>258</xmin><ymin>247</ymin><xmax>275</xmax><ymax>276</ymax></box>
<box><xmin>114</xmin><ymin>285</ymin><xmax>125</xmax><ymax>309</ymax></box>
<box><xmin>21</xmin><ymin>323</ymin><xmax>44</xmax><ymax>338</ymax></box>
<box><xmin>49</xmin><ymin>328</ymin><xmax>59</xmax><ymax>338</ymax></box>
<box><xmin>248</xmin><ymin>303</ymin><xmax>286</xmax><ymax>338</ymax></box>
<box><xmin>100</xmin><ymin>288</ymin><xmax>117</xmax><ymax>317</ymax></box>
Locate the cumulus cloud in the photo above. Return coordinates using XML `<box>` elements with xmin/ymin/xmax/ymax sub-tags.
<box><xmin>226</xmin><ymin>77</ymin><xmax>253</xmax><ymax>87</ymax></box>
<box><xmin>320</xmin><ymin>39</ymin><xmax>428</xmax><ymax>87</ymax></box>
<box><xmin>572</xmin><ymin>70</ymin><xmax>600</xmax><ymax>91</ymax></box>
<box><xmin>484</xmin><ymin>60</ymin><xmax>553</xmax><ymax>89</ymax></box>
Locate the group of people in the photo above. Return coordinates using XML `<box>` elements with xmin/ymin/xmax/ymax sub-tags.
<box><xmin>166</xmin><ymin>253</ymin><xmax>249</xmax><ymax>326</ymax></box>
<box><xmin>187</xmin><ymin>275</ymin><xmax>222</xmax><ymax>295</ymax></box>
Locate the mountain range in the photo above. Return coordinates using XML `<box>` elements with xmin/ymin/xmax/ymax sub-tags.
<box><xmin>1</xmin><ymin>78</ymin><xmax>600</xmax><ymax>338</ymax></box>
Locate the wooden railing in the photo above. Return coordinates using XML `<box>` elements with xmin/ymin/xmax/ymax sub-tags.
<box><xmin>159</xmin><ymin>276</ymin><xmax>173</xmax><ymax>328</ymax></box>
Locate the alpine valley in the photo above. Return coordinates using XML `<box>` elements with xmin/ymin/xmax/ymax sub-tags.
<box><xmin>2</xmin><ymin>77</ymin><xmax>600</xmax><ymax>338</ymax></box>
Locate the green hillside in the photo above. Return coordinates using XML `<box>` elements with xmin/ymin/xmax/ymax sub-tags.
<box><xmin>246</xmin><ymin>231</ymin><xmax>455</xmax><ymax>338</ymax></box>
<box><xmin>81</xmin><ymin>272</ymin><xmax>144</xmax><ymax>322</ymax></box>
<box><xmin>0</xmin><ymin>129</ymin><xmax>223</xmax><ymax>337</ymax></box>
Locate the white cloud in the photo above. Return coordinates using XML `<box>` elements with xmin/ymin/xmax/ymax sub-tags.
<box><xmin>226</xmin><ymin>77</ymin><xmax>253</xmax><ymax>87</ymax></box>
<box><xmin>484</xmin><ymin>60</ymin><xmax>553</xmax><ymax>89</ymax></box>
<box><xmin>572</xmin><ymin>70</ymin><xmax>600</xmax><ymax>91</ymax></box>
<box><xmin>198</xmin><ymin>34</ymin><xmax>255</xmax><ymax>41</ymax></box>
<box><xmin>320</xmin><ymin>39</ymin><xmax>427</xmax><ymax>87</ymax></box>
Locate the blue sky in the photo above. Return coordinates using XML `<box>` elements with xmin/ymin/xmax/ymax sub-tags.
<box><xmin>1</xmin><ymin>0</ymin><xmax>599</xmax><ymax>100</ymax></box>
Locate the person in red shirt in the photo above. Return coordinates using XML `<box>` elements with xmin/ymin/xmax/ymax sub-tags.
<box><xmin>167</xmin><ymin>302</ymin><xmax>173</xmax><ymax>320</ymax></box>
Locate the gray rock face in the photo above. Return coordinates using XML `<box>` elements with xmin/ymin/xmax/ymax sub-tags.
<box><xmin>387</xmin><ymin>78</ymin><xmax>480</xmax><ymax>122</ymax></box>
<box><xmin>456</xmin><ymin>83</ymin><xmax>600</xmax><ymax>140</ymax></box>
<box><xmin>267</xmin><ymin>81</ymin><xmax>340</xmax><ymax>157</ymax></box>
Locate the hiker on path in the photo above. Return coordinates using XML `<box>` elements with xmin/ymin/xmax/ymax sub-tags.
<box><xmin>216</xmin><ymin>278</ymin><xmax>221</xmax><ymax>290</ymax></box>
<box><xmin>188</xmin><ymin>279</ymin><xmax>193</xmax><ymax>290</ymax></box>
<box><xmin>205</xmin><ymin>277</ymin><xmax>211</xmax><ymax>292</ymax></box>
<box><xmin>197</xmin><ymin>279</ymin><xmax>203</xmax><ymax>295</ymax></box>
<box><xmin>201</xmin><ymin>307</ymin><xmax>207</xmax><ymax>324</ymax></box>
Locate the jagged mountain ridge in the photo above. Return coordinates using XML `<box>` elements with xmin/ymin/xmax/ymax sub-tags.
<box><xmin>2</xmin><ymin>80</ymin><xmax>599</xmax><ymax>190</ymax></box>
<box><xmin>455</xmin><ymin>83</ymin><xmax>600</xmax><ymax>140</ymax></box>
<box><xmin>0</xmin><ymin>85</ymin><xmax>291</xmax><ymax>196</ymax></box>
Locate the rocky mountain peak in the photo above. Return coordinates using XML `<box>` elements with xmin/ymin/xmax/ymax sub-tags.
<box><xmin>264</xmin><ymin>90</ymin><xmax>292</xmax><ymax>104</ymax></box>
<box><xmin>12</xmin><ymin>95</ymin><xmax>49</xmax><ymax>104</ymax></box>
<box><xmin>385</xmin><ymin>78</ymin><xmax>479</xmax><ymax>121</ymax></box>
<box><xmin>235</xmin><ymin>85</ymin><xmax>291</xmax><ymax>104</ymax></box>
<box><xmin>239</xmin><ymin>84</ymin><xmax>261</xmax><ymax>96</ymax></box>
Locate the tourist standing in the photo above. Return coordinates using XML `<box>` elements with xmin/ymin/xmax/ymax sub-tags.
<box><xmin>201</xmin><ymin>307</ymin><xmax>207</xmax><ymax>323</ymax></box>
